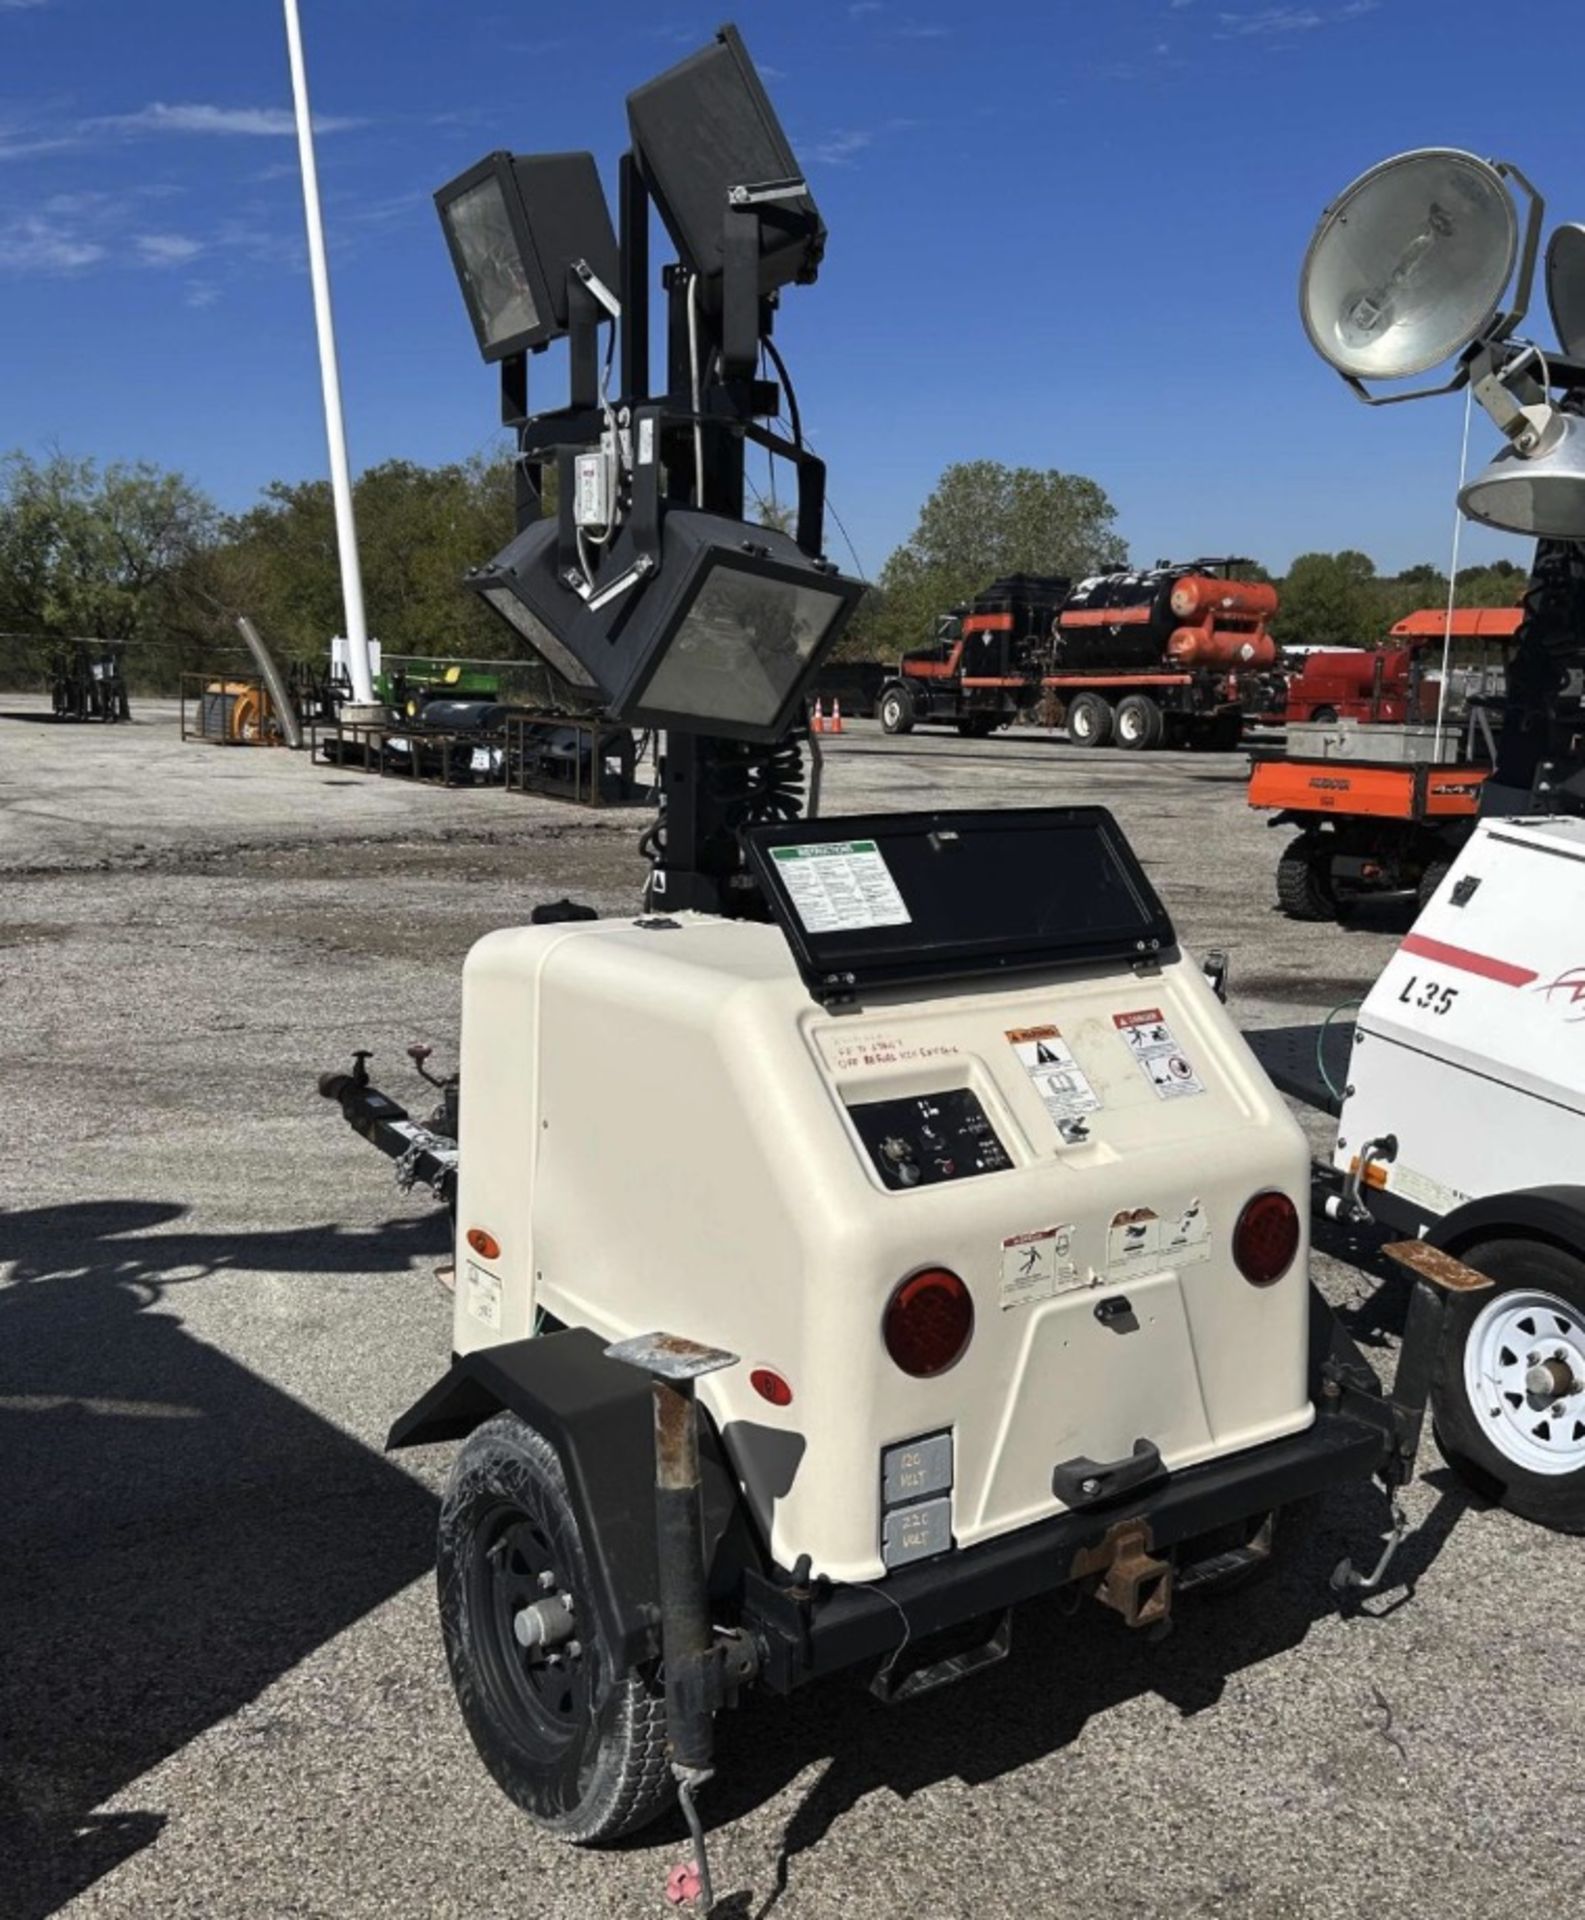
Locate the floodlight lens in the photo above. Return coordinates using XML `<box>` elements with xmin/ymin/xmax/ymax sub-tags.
<box><xmin>640</xmin><ymin>564</ymin><xmax>849</xmax><ymax>729</ymax></box>
<box><xmin>1301</xmin><ymin>149</ymin><xmax>1517</xmax><ymax>380</ymax></box>
<box><xmin>446</xmin><ymin>176</ymin><xmax>540</xmax><ymax>352</ymax></box>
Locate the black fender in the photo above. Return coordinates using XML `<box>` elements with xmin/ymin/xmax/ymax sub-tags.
<box><xmin>389</xmin><ymin>1327</ymin><xmax>752</xmax><ymax>1668</ymax></box>
<box><xmin>1430</xmin><ymin>1185</ymin><xmax>1585</xmax><ymax>1262</ymax></box>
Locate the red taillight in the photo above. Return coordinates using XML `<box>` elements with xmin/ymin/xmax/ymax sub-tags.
<box><xmin>750</xmin><ymin>1367</ymin><xmax>794</xmax><ymax>1407</ymax></box>
<box><xmin>1233</xmin><ymin>1191</ymin><xmax>1300</xmax><ymax>1286</ymax></box>
<box><xmin>883</xmin><ymin>1268</ymin><xmax>974</xmax><ymax>1377</ymax></box>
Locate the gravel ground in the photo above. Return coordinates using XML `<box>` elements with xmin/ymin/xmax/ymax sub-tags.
<box><xmin>2</xmin><ymin>695</ymin><xmax>1579</xmax><ymax>1920</ymax></box>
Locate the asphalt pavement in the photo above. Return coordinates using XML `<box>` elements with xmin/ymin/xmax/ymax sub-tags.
<box><xmin>2</xmin><ymin>696</ymin><xmax>1579</xmax><ymax>1919</ymax></box>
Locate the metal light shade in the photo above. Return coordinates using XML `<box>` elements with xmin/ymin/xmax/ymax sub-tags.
<box><xmin>1458</xmin><ymin>413</ymin><xmax>1585</xmax><ymax>539</ymax></box>
<box><xmin>1301</xmin><ymin>149</ymin><xmax>1518</xmax><ymax>380</ymax></box>
<box><xmin>1547</xmin><ymin>222</ymin><xmax>1585</xmax><ymax>360</ymax></box>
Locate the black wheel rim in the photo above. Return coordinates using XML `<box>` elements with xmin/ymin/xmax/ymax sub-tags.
<box><xmin>467</xmin><ymin>1501</ymin><xmax>592</xmax><ymax>1761</ymax></box>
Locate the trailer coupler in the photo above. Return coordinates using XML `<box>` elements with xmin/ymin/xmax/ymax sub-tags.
<box><xmin>1328</xmin><ymin>1239</ymin><xmax>1493</xmax><ymax>1596</ymax></box>
<box><xmin>318</xmin><ymin>1050</ymin><xmax>458</xmax><ymax>1208</ymax></box>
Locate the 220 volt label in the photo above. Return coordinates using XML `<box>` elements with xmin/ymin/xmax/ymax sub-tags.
<box><xmin>1397</xmin><ymin>974</ymin><xmax>1460</xmax><ymax>1017</ymax></box>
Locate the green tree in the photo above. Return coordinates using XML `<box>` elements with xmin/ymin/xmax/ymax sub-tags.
<box><xmin>859</xmin><ymin>459</ymin><xmax>1127</xmax><ymax>658</ymax></box>
<box><xmin>0</xmin><ymin>450</ymin><xmax>219</xmax><ymax>646</ymax></box>
<box><xmin>1274</xmin><ymin>549</ymin><xmax>1382</xmax><ymax>650</ymax></box>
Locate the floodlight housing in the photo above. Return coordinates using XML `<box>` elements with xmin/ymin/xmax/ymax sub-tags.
<box><xmin>436</xmin><ymin>151</ymin><xmax>619</xmax><ymax>360</ymax></box>
<box><xmin>1547</xmin><ymin>222</ymin><xmax>1585</xmax><ymax>361</ymax></box>
<box><xmin>1301</xmin><ymin>149</ymin><xmax>1520</xmax><ymax>384</ymax></box>
<box><xmin>1459</xmin><ymin>413</ymin><xmax>1585</xmax><ymax>539</ymax></box>
<box><xmin>626</xmin><ymin>24</ymin><xmax>825</xmax><ymax>297</ymax></box>
<box><xmin>472</xmin><ymin>510</ymin><xmax>864</xmax><ymax>742</ymax></box>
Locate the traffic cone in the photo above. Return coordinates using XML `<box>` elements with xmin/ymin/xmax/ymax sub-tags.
<box><xmin>830</xmin><ymin>698</ymin><xmax>844</xmax><ymax>735</ymax></box>
<box><xmin>811</xmin><ymin>697</ymin><xmax>825</xmax><ymax>734</ymax></box>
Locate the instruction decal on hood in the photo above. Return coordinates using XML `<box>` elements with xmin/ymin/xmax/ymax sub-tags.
<box><xmin>1005</xmin><ymin>1023</ymin><xmax>1101</xmax><ymax>1128</ymax></box>
<box><xmin>1113</xmin><ymin>1007</ymin><xmax>1204</xmax><ymax>1099</ymax></box>
<box><xmin>771</xmin><ymin>840</ymin><xmax>911</xmax><ymax>934</ymax></box>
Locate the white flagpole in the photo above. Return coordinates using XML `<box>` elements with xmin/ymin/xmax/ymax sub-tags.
<box><xmin>282</xmin><ymin>0</ymin><xmax>377</xmax><ymax>709</ymax></box>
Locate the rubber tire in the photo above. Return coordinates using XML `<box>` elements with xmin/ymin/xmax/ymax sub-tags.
<box><xmin>879</xmin><ymin>686</ymin><xmax>915</xmax><ymax>735</ymax></box>
<box><xmin>956</xmin><ymin>714</ymin><xmax>998</xmax><ymax>738</ymax></box>
<box><xmin>1311</xmin><ymin>706</ymin><xmax>1339</xmax><ymax>725</ymax></box>
<box><xmin>1276</xmin><ymin>835</ymin><xmax>1337</xmax><ymax>922</ymax></box>
<box><xmin>1067</xmin><ymin>692</ymin><xmax>1113</xmax><ymax>748</ymax></box>
<box><xmin>437</xmin><ymin>1412</ymin><xmax>672</xmax><ymax>1843</ymax></box>
<box><xmin>1416</xmin><ymin>859</ymin><xmax>1452</xmax><ymax>913</ymax></box>
<box><xmin>1115</xmin><ymin>694</ymin><xmax>1165</xmax><ymax>751</ymax></box>
<box><xmin>1432</xmin><ymin>1238</ymin><xmax>1585</xmax><ymax>1534</ymax></box>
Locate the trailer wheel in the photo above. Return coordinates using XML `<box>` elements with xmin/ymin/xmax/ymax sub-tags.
<box><xmin>1432</xmin><ymin>1239</ymin><xmax>1585</xmax><ymax>1534</ymax></box>
<box><xmin>438</xmin><ymin>1412</ymin><xmax>672</xmax><ymax>1843</ymax></box>
<box><xmin>1115</xmin><ymin>694</ymin><xmax>1165</xmax><ymax>751</ymax></box>
<box><xmin>1067</xmin><ymin>692</ymin><xmax>1113</xmax><ymax>748</ymax></box>
<box><xmin>1275</xmin><ymin>835</ymin><xmax>1337</xmax><ymax>922</ymax></box>
<box><xmin>879</xmin><ymin>685</ymin><xmax>915</xmax><ymax>735</ymax></box>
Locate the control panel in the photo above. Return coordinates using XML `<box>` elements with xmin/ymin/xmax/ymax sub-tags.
<box><xmin>846</xmin><ymin>1088</ymin><xmax>1011</xmax><ymax>1189</ymax></box>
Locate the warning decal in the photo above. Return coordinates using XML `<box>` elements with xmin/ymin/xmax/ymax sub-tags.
<box><xmin>771</xmin><ymin>840</ymin><xmax>911</xmax><ymax>935</ymax></box>
<box><xmin>1005</xmin><ymin>1024</ymin><xmax>1101</xmax><ymax>1129</ymax></box>
<box><xmin>1106</xmin><ymin>1199</ymin><xmax>1211</xmax><ymax>1280</ymax></box>
<box><xmin>464</xmin><ymin>1260</ymin><xmax>502</xmax><ymax>1330</ymax></box>
<box><xmin>1000</xmin><ymin>1224</ymin><xmax>1079</xmax><ymax>1309</ymax></box>
<box><xmin>1113</xmin><ymin>1007</ymin><xmax>1204</xmax><ymax>1100</ymax></box>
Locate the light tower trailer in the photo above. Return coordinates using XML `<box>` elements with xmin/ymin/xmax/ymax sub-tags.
<box><xmin>317</xmin><ymin>44</ymin><xmax>1559</xmax><ymax>1912</ymax></box>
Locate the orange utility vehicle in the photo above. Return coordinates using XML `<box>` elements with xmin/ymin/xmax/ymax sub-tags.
<box><xmin>1253</xmin><ymin>605</ymin><xmax>1526</xmax><ymax>920</ymax></box>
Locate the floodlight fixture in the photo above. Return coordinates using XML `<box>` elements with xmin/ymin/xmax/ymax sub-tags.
<box><xmin>626</xmin><ymin>23</ymin><xmax>825</xmax><ymax>299</ymax></box>
<box><xmin>1546</xmin><ymin>222</ymin><xmax>1585</xmax><ymax>361</ymax></box>
<box><xmin>471</xmin><ymin>510</ymin><xmax>864</xmax><ymax>743</ymax></box>
<box><xmin>436</xmin><ymin>150</ymin><xmax>620</xmax><ymax>361</ymax></box>
<box><xmin>1300</xmin><ymin>149</ymin><xmax>1533</xmax><ymax>393</ymax></box>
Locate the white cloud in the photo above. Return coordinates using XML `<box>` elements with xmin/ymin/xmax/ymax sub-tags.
<box><xmin>811</xmin><ymin>129</ymin><xmax>873</xmax><ymax>166</ymax></box>
<box><xmin>96</xmin><ymin>102</ymin><xmax>363</xmax><ymax>138</ymax></box>
<box><xmin>0</xmin><ymin>1</ymin><xmax>56</xmax><ymax>11</ymax></box>
<box><xmin>0</xmin><ymin>215</ymin><xmax>105</xmax><ymax>273</ymax></box>
<box><xmin>1217</xmin><ymin>6</ymin><xmax>1324</xmax><ymax>31</ymax></box>
<box><xmin>185</xmin><ymin>281</ymin><xmax>221</xmax><ymax>309</ymax></box>
<box><xmin>135</xmin><ymin>232</ymin><xmax>203</xmax><ymax>266</ymax></box>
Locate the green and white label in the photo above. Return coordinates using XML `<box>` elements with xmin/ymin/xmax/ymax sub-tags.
<box><xmin>771</xmin><ymin>840</ymin><xmax>911</xmax><ymax>934</ymax></box>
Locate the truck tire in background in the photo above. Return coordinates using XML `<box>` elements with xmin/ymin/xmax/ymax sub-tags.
<box><xmin>1115</xmin><ymin>694</ymin><xmax>1165</xmax><ymax>751</ymax></box>
<box><xmin>879</xmin><ymin>684</ymin><xmax>915</xmax><ymax>735</ymax></box>
<box><xmin>1432</xmin><ymin>1237</ymin><xmax>1585</xmax><ymax>1534</ymax></box>
<box><xmin>1066</xmin><ymin>692</ymin><xmax>1113</xmax><ymax>748</ymax></box>
<box><xmin>1275</xmin><ymin>834</ymin><xmax>1338</xmax><ymax>922</ymax></box>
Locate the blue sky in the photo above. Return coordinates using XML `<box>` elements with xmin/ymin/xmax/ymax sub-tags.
<box><xmin>0</xmin><ymin>0</ymin><xmax>1575</xmax><ymax>578</ymax></box>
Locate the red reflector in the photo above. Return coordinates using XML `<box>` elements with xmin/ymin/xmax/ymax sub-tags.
<box><xmin>1233</xmin><ymin>1191</ymin><xmax>1299</xmax><ymax>1286</ymax></box>
<box><xmin>883</xmin><ymin>1268</ymin><xmax>974</xmax><ymax>1377</ymax></box>
<box><xmin>466</xmin><ymin>1227</ymin><xmax>501</xmax><ymax>1261</ymax></box>
<box><xmin>749</xmin><ymin>1367</ymin><xmax>794</xmax><ymax>1407</ymax></box>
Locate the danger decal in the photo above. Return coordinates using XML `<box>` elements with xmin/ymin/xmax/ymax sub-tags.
<box><xmin>1112</xmin><ymin>1007</ymin><xmax>1204</xmax><ymax>1100</ymax></box>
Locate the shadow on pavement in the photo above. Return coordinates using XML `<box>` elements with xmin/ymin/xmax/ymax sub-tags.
<box><xmin>0</xmin><ymin>1200</ymin><xmax>444</xmax><ymax>1920</ymax></box>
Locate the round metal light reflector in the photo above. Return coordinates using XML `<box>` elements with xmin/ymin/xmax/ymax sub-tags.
<box><xmin>1300</xmin><ymin>149</ymin><xmax>1518</xmax><ymax>380</ymax></box>
<box><xmin>1458</xmin><ymin>413</ymin><xmax>1585</xmax><ymax>539</ymax></box>
<box><xmin>1546</xmin><ymin>222</ymin><xmax>1585</xmax><ymax>360</ymax></box>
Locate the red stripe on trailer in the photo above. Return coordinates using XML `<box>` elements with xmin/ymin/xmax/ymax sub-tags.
<box><xmin>1400</xmin><ymin>932</ymin><xmax>1538</xmax><ymax>987</ymax></box>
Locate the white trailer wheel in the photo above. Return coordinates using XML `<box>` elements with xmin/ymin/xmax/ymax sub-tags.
<box><xmin>1462</xmin><ymin>1288</ymin><xmax>1585</xmax><ymax>1476</ymax></box>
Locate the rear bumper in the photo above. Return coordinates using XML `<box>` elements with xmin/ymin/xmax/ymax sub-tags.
<box><xmin>746</xmin><ymin>1396</ymin><xmax>1388</xmax><ymax>1691</ymax></box>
